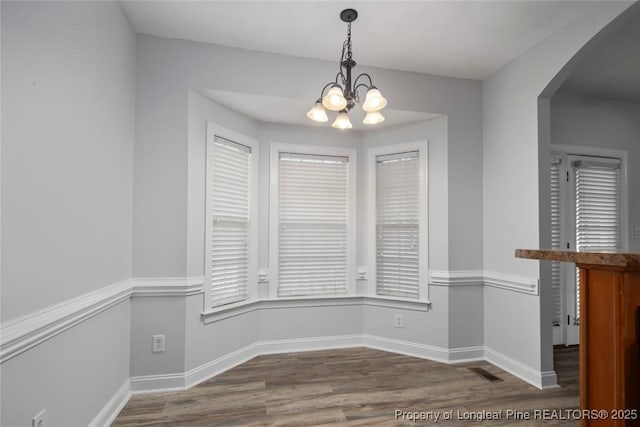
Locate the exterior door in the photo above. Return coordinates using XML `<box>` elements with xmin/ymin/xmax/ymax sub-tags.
<box><xmin>550</xmin><ymin>152</ymin><xmax>622</xmax><ymax>345</ymax></box>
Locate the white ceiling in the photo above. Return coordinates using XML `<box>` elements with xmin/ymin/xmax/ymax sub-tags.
<box><xmin>121</xmin><ymin>1</ymin><xmax>639</xmax><ymax>128</ymax></box>
<box><xmin>120</xmin><ymin>1</ymin><xmax>595</xmax><ymax>80</ymax></box>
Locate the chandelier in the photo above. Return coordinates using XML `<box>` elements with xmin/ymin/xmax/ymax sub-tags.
<box><xmin>306</xmin><ymin>9</ymin><xmax>387</xmax><ymax>129</ymax></box>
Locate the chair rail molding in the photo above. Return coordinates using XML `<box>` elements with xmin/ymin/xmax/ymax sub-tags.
<box><xmin>483</xmin><ymin>271</ymin><xmax>539</xmax><ymax>295</ymax></box>
<box><xmin>429</xmin><ymin>270</ymin><xmax>538</xmax><ymax>295</ymax></box>
<box><xmin>0</xmin><ymin>276</ymin><xmax>206</xmax><ymax>363</ymax></box>
<box><xmin>0</xmin><ymin>279</ymin><xmax>133</xmax><ymax>363</ymax></box>
<box><xmin>429</xmin><ymin>270</ymin><xmax>484</xmax><ymax>287</ymax></box>
<box><xmin>131</xmin><ymin>276</ymin><xmax>205</xmax><ymax>297</ymax></box>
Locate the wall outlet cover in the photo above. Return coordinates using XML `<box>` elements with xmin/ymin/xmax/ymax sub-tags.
<box><xmin>394</xmin><ymin>314</ymin><xmax>404</xmax><ymax>328</ymax></box>
<box><xmin>32</xmin><ymin>409</ymin><xmax>46</xmax><ymax>427</ymax></box>
<box><xmin>152</xmin><ymin>334</ymin><xmax>165</xmax><ymax>353</ymax></box>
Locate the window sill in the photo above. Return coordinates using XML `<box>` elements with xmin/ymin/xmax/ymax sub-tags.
<box><xmin>201</xmin><ymin>295</ymin><xmax>431</xmax><ymax>324</ymax></box>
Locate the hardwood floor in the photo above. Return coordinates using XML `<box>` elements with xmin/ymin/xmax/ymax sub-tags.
<box><xmin>112</xmin><ymin>346</ymin><xmax>579</xmax><ymax>426</ymax></box>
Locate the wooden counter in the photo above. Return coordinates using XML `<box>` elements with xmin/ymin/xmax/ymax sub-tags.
<box><xmin>516</xmin><ymin>249</ymin><xmax>640</xmax><ymax>426</ymax></box>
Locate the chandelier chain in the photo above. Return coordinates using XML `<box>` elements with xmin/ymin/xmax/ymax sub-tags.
<box><xmin>339</xmin><ymin>41</ymin><xmax>347</xmax><ymax>81</ymax></box>
<box><xmin>306</xmin><ymin>9</ymin><xmax>387</xmax><ymax>128</ymax></box>
<box><xmin>346</xmin><ymin>22</ymin><xmax>352</xmax><ymax>62</ymax></box>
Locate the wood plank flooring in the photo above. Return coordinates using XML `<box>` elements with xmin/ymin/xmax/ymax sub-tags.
<box><xmin>112</xmin><ymin>346</ymin><xmax>578</xmax><ymax>426</ymax></box>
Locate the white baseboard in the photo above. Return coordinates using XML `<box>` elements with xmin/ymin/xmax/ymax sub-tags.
<box><xmin>130</xmin><ymin>334</ymin><xmax>489</xmax><ymax>394</ymax></box>
<box><xmin>131</xmin><ymin>335</ymin><xmax>365</xmax><ymax>393</ymax></box>
<box><xmin>256</xmin><ymin>334</ymin><xmax>364</xmax><ymax>356</ymax></box>
<box><xmin>363</xmin><ymin>334</ymin><xmax>450</xmax><ymax>363</ymax></box>
<box><xmin>363</xmin><ymin>334</ymin><xmax>484</xmax><ymax>364</ymax></box>
<box><xmin>184</xmin><ymin>335</ymin><xmax>365</xmax><ymax>389</ymax></box>
<box><xmin>184</xmin><ymin>342</ymin><xmax>258</xmax><ymax>390</ymax></box>
<box><xmin>3</xmin><ymin>274</ymin><xmax>556</xmax><ymax>427</ymax></box>
<box><xmin>130</xmin><ymin>371</ymin><xmax>188</xmax><ymax>394</ymax></box>
<box><xmin>485</xmin><ymin>346</ymin><xmax>558</xmax><ymax>389</ymax></box>
<box><xmin>88</xmin><ymin>379</ymin><xmax>131</xmax><ymax>427</ymax></box>
<box><xmin>448</xmin><ymin>345</ymin><xmax>486</xmax><ymax>363</ymax></box>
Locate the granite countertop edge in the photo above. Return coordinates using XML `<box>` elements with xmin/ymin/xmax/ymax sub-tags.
<box><xmin>515</xmin><ymin>249</ymin><xmax>640</xmax><ymax>268</ymax></box>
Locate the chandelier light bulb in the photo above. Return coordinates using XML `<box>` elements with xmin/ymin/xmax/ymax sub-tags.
<box><xmin>363</xmin><ymin>111</ymin><xmax>385</xmax><ymax>125</ymax></box>
<box><xmin>307</xmin><ymin>9</ymin><xmax>388</xmax><ymax>130</ymax></box>
<box><xmin>332</xmin><ymin>111</ymin><xmax>353</xmax><ymax>129</ymax></box>
<box><xmin>362</xmin><ymin>88</ymin><xmax>387</xmax><ymax>112</ymax></box>
<box><xmin>322</xmin><ymin>85</ymin><xmax>348</xmax><ymax>111</ymax></box>
<box><xmin>306</xmin><ymin>101</ymin><xmax>329</xmax><ymax>122</ymax></box>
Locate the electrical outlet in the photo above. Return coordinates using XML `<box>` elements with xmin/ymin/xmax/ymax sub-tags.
<box><xmin>32</xmin><ymin>409</ymin><xmax>46</xmax><ymax>427</ymax></box>
<box><xmin>152</xmin><ymin>334</ymin><xmax>165</xmax><ymax>353</ymax></box>
<box><xmin>635</xmin><ymin>227</ymin><xmax>640</xmax><ymax>239</ymax></box>
<box><xmin>394</xmin><ymin>314</ymin><xmax>404</xmax><ymax>328</ymax></box>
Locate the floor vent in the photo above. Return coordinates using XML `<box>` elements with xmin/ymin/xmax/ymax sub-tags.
<box><xmin>469</xmin><ymin>367</ymin><xmax>503</xmax><ymax>382</ymax></box>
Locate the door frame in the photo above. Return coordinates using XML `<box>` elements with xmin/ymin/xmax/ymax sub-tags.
<box><xmin>550</xmin><ymin>144</ymin><xmax>628</xmax><ymax>346</ymax></box>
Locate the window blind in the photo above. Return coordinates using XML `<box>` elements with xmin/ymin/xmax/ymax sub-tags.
<box><xmin>208</xmin><ymin>136</ymin><xmax>251</xmax><ymax>307</ymax></box>
<box><xmin>278</xmin><ymin>152</ymin><xmax>349</xmax><ymax>297</ymax></box>
<box><xmin>573</xmin><ymin>157</ymin><xmax>621</xmax><ymax>322</ymax></box>
<box><xmin>550</xmin><ymin>156</ymin><xmax>562</xmax><ymax>326</ymax></box>
<box><xmin>574</xmin><ymin>159</ymin><xmax>621</xmax><ymax>251</ymax></box>
<box><xmin>375</xmin><ymin>151</ymin><xmax>420</xmax><ymax>299</ymax></box>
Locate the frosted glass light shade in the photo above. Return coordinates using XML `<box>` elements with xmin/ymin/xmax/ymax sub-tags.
<box><xmin>306</xmin><ymin>101</ymin><xmax>328</xmax><ymax>122</ymax></box>
<box><xmin>362</xmin><ymin>88</ymin><xmax>387</xmax><ymax>112</ymax></box>
<box><xmin>322</xmin><ymin>85</ymin><xmax>347</xmax><ymax>111</ymax></box>
<box><xmin>332</xmin><ymin>111</ymin><xmax>353</xmax><ymax>129</ymax></box>
<box><xmin>363</xmin><ymin>111</ymin><xmax>385</xmax><ymax>125</ymax></box>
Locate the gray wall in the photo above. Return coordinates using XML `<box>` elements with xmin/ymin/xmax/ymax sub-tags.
<box><xmin>3</xmin><ymin>2</ymin><xmax>635</xmax><ymax>425</ymax></box>
<box><xmin>448</xmin><ymin>285</ymin><xmax>484</xmax><ymax>349</ymax></box>
<box><xmin>551</xmin><ymin>90</ymin><xmax>640</xmax><ymax>251</ymax></box>
<box><xmin>2</xmin><ymin>0</ymin><xmax>135</xmax><ymax>319</ymax></box>
<box><xmin>133</xmin><ymin>34</ymin><xmax>483</xmax><ymax>279</ymax></box>
<box><xmin>2</xmin><ymin>302</ymin><xmax>131</xmax><ymax>427</ymax></box>
<box><xmin>130</xmin><ymin>296</ymin><xmax>187</xmax><ymax>377</ymax></box>
<box><xmin>482</xmin><ymin>1</ymin><xmax>633</xmax><ymax>375</ymax></box>
<box><xmin>134</xmin><ymin>88</ymin><xmax>478</xmax><ymax>377</ymax></box>
<box><xmin>1</xmin><ymin>1</ymin><xmax>135</xmax><ymax>426</ymax></box>
<box><xmin>129</xmin><ymin>35</ymin><xmax>484</xmax><ymax>378</ymax></box>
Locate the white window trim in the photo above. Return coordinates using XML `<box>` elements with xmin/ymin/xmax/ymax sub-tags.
<box><xmin>203</xmin><ymin>122</ymin><xmax>259</xmax><ymax>313</ymax></box>
<box><xmin>367</xmin><ymin>140</ymin><xmax>430</xmax><ymax>303</ymax></box>
<box><xmin>551</xmin><ymin>144</ymin><xmax>629</xmax><ymax>249</ymax></box>
<box><xmin>269</xmin><ymin>143</ymin><xmax>357</xmax><ymax>299</ymax></box>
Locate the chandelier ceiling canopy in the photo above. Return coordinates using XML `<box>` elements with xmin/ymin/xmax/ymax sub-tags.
<box><xmin>306</xmin><ymin>9</ymin><xmax>387</xmax><ymax>130</ymax></box>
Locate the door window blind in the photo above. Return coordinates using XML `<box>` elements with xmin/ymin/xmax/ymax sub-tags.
<box><xmin>573</xmin><ymin>157</ymin><xmax>621</xmax><ymax>322</ymax></box>
<box><xmin>207</xmin><ymin>136</ymin><xmax>251</xmax><ymax>307</ymax></box>
<box><xmin>375</xmin><ymin>151</ymin><xmax>420</xmax><ymax>299</ymax></box>
<box><xmin>278</xmin><ymin>152</ymin><xmax>349</xmax><ymax>297</ymax></box>
<box><xmin>550</xmin><ymin>156</ymin><xmax>562</xmax><ymax>326</ymax></box>
<box><xmin>574</xmin><ymin>159</ymin><xmax>622</xmax><ymax>251</ymax></box>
